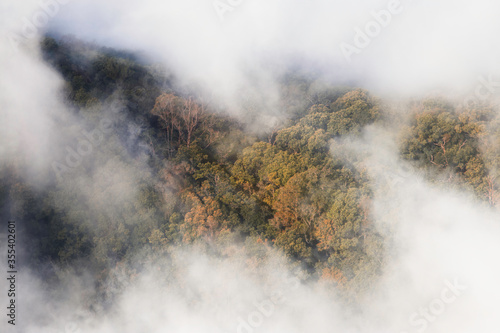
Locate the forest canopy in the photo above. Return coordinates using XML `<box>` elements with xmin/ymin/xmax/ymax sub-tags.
<box><xmin>2</xmin><ymin>36</ymin><xmax>499</xmax><ymax>307</ymax></box>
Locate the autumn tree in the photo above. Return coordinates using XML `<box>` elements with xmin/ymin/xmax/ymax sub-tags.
<box><xmin>400</xmin><ymin>99</ymin><xmax>500</xmax><ymax>205</ymax></box>
<box><xmin>327</xmin><ymin>89</ymin><xmax>380</xmax><ymax>136</ymax></box>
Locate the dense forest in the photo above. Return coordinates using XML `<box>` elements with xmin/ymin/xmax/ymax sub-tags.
<box><xmin>2</xmin><ymin>36</ymin><xmax>499</xmax><ymax>309</ymax></box>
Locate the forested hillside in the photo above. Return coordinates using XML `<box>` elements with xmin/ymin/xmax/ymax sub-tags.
<box><xmin>2</xmin><ymin>36</ymin><xmax>499</xmax><ymax>307</ymax></box>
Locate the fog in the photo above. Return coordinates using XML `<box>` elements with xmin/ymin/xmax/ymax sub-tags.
<box><xmin>2</xmin><ymin>0</ymin><xmax>500</xmax><ymax>332</ymax></box>
<box><xmin>42</xmin><ymin>0</ymin><xmax>500</xmax><ymax>97</ymax></box>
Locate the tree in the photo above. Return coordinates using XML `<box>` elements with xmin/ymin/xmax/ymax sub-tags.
<box><xmin>181</xmin><ymin>193</ymin><xmax>231</xmax><ymax>243</ymax></box>
<box><xmin>152</xmin><ymin>93</ymin><xmax>222</xmax><ymax>151</ymax></box>
<box><xmin>314</xmin><ymin>189</ymin><xmax>365</xmax><ymax>254</ymax></box>
<box><xmin>327</xmin><ymin>89</ymin><xmax>380</xmax><ymax>136</ymax></box>
<box><xmin>401</xmin><ymin>101</ymin><xmax>494</xmax><ymax>202</ymax></box>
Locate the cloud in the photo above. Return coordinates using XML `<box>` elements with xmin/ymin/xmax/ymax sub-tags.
<box><xmin>30</xmin><ymin>0</ymin><xmax>500</xmax><ymax>99</ymax></box>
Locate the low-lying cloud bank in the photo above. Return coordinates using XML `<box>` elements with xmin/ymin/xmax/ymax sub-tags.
<box><xmin>6</xmin><ymin>144</ymin><xmax>500</xmax><ymax>333</ymax></box>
